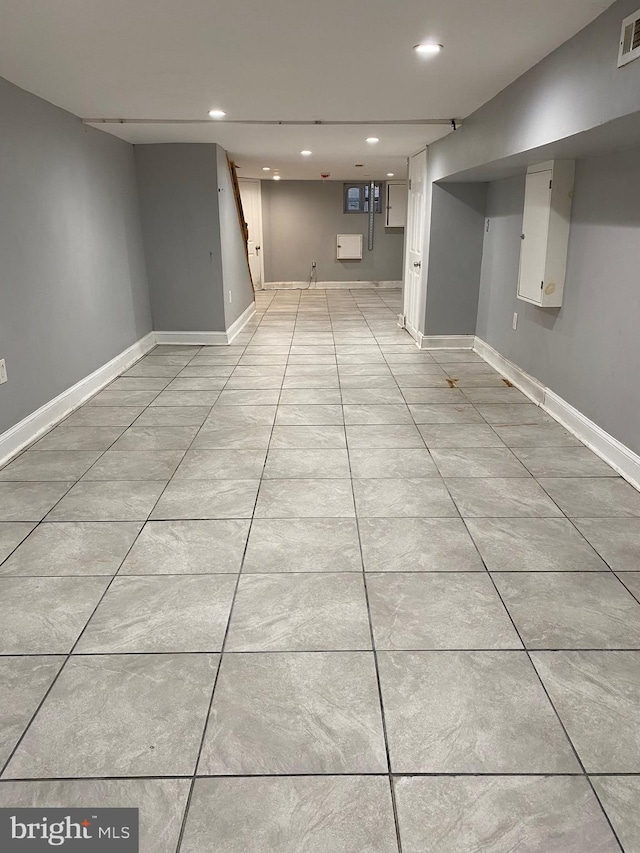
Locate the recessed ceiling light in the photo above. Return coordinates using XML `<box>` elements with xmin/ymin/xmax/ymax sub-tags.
<box><xmin>366</xmin><ymin>137</ymin><xmax>379</xmax><ymax>144</ymax></box>
<box><xmin>300</xmin><ymin>150</ymin><xmax>312</xmax><ymax>156</ymax></box>
<box><xmin>208</xmin><ymin>109</ymin><xmax>226</xmax><ymax>118</ymax></box>
<box><xmin>273</xmin><ymin>175</ymin><xmax>281</xmax><ymax>181</ymax></box>
<box><xmin>262</xmin><ymin>167</ymin><xmax>271</xmax><ymax>171</ymax></box>
<box><xmin>387</xmin><ymin>172</ymin><xmax>395</xmax><ymax>177</ymax></box>
<box><xmin>414</xmin><ymin>43</ymin><xmax>443</xmax><ymax>56</ymax></box>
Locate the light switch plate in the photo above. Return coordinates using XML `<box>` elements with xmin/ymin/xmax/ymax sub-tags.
<box><xmin>0</xmin><ymin>359</ymin><xmax>7</xmax><ymax>384</ymax></box>
<box><xmin>512</xmin><ymin>312</ymin><xmax>518</xmax><ymax>330</ymax></box>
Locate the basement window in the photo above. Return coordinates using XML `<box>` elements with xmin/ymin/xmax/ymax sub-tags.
<box><xmin>343</xmin><ymin>182</ymin><xmax>383</xmax><ymax>214</ymax></box>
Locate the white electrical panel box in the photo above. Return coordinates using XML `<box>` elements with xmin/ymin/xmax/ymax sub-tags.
<box><xmin>386</xmin><ymin>182</ymin><xmax>407</xmax><ymax>228</ymax></box>
<box><xmin>517</xmin><ymin>159</ymin><xmax>575</xmax><ymax>308</ymax></box>
<box><xmin>337</xmin><ymin>234</ymin><xmax>363</xmax><ymax>260</ymax></box>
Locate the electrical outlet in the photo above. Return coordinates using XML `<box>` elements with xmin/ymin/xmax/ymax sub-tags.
<box><xmin>228</xmin><ymin>290</ymin><xmax>232</xmax><ymax>303</ymax></box>
<box><xmin>312</xmin><ymin>261</ymin><xmax>317</xmax><ymax>269</ymax></box>
<box><xmin>512</xmin><ymin>312</ymin><xmax>518</xmax><ymax>330</ymax></box>
<box><xmin>0</xmin><ymin>359</ymin><xmax>7</xmax><ymax>384</ymax></box>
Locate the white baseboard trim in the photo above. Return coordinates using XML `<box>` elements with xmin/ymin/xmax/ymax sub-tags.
<box><xmin>473</xmin><ymin>338</ymin><xmax>546</xmax><ymax>404</ymax></box>
<box><xmin>543</xmin><ymin>390</ymin><xmax>640</xmax><ymax>490</ymax></box>
<box><xmin>0</xmin><ymin>331</ymin><xmax>156</xmax><ymax>468</ymax></box>
<box><xmin>418</xmin><ymin>334</ymin><xmax>476</xmax><ymax>350</ymax></box>
<box><xmin>154</xmin><ymin>330</ymin><xmax>228</xmax><ymax>346</ymax></box>
<box><xmin>474</xmin><ymin>336</ymin><xmax>640</xmax><ymax>490</ymax></box>
<box><xmin>263</xmin><ymin>281</ymin><xmax>402</xmax><ymax>290</ymax></box>
<box><xmin>155</xmin><ymin>302</ymin><xmax>256</xmax><ymax>347</ymax></box>
<box><xmin>0</xmin><ymin>303</ymin><xmax>261</xmax><ymax>467</ymax></box>
<box><xmin>226</xmin><ymin>301</ymin><xmax>256</xmax><ymax>344</ymax></box>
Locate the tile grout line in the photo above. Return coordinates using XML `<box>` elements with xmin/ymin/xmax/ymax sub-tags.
<box><xmin>462</xmin><ymin>519</ymin><xmax>627</xmax><ymax>853</ymax></box>
<box><xmin>3</xmin><ymin>644</ymin><xmax>640</xmax><ymax>657</ymax></box>
<box><xmin>4</xmin><ymin>568</ymin><xmax>633</xmax><ymax>579</ymax></box>
<box><xmin>335</xmin><ymin>295</ymin><xmax>404</xmax><ymax>853</ymax></box>
<box><xmin>173</xmin><ymin>293</ymin><xmax>289</xmax><ymax>853</ymax></box>
<box><xmin>379</xmin><ymin>328</ymin><xmax>469</xmax><ymax>528</ymax></box>
<box><xmin>3</xmin><ymin>771</ymin><xmax>640</xmax><ymax>783</ymax></box>
<box><xmin>168</xmin><ymin>307</ymin><xmax>269</xmax><ymax>853</ymax></box>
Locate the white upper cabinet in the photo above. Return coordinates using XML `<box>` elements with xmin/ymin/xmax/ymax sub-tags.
<box><xmin>386</xmin><ymin>182</ymin><xmax>407</xmax><ymax>228</ymax></box>
<box><xmin>517</xmin><ymin>160</ymin><xmax>575</xmax><ymax>308</ymax></box>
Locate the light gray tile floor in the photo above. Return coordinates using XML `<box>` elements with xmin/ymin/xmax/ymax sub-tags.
<box><xmin>0</xmin><ymin>287</ymin><xmax>638</xmax><ymax>851</ymax></box>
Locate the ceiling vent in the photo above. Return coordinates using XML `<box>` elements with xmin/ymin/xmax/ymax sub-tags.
<box><xmin>618</xmin><ymin>7</ymin><xmax>640</xmax><ymax>67</ymax></box>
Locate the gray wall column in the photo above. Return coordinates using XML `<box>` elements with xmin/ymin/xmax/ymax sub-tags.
<box><xmin>135</xmin><ymin>143</ymin><xmax>254</xmax><ymax>333</ymax></box>
<box><xmin>423</xmin><ymin>182</ymin><xmax>487</xmax><ymax>335</ymax></box>
<box><xmin>135</xmin><ymin>144</ymin><xmax>226</xmax><ymax>333</ymax></box>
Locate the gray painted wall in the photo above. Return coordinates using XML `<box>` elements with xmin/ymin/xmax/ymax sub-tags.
<box><xmin>0</xmin><ymin>75</ymin><xmax>151</xmax><ymax>435</ymax></box>
<box><xmin>477</xmin><ymin>145</ymin><xmax>640</xmax><ymax>455</ymax></box>
<box><xmin>216</xmin><ymin>146</ymin><xmax>255</xmax><ymax>327</ymax></box>
<box><xmin>135</xmin><ymin>144</ymin><xmax>226</xmax><ymax>332</ymax></box>
<box><xmin>135</xmin><ymin>143</ymin><xmax>254</xmax><ymax>333</ymax></box>
<box><xmin>422</xmin><ymin>0</ymin><xmax>640</xmax><ymax>361</ymax></box>
<box><xmin>262</xmin><ymin>180</ymin><xmax>404</xmax><ymax>282</ymax></box>
<box><xmin>429</xmin><ymin>0</ymin><xmax>640</xmax><ymax>181</ymax></box>
<box><xmin>424</xmin><ymin>183</ymin><xmax>487</xmax><ymax>335</ymax></box>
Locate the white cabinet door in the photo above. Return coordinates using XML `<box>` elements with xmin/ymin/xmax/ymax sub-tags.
<box><xmin>336</xmin><ymin>234</ymin><xmax>363</xmax><ymax>260</ymax></box>
<box><xmin>517</xmin><ymin>169</ymin><xmax>552</xmax><ymax>304</ymax></box>
<box><xmin>386</xmin><ymin>182</ymin><xmax>407</xmax><ymax>228</ymax></box>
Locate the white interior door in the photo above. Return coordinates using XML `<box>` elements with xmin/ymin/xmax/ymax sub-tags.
<box><xmin>403</xmin><ymin>149</ymin><xmax>428</xmax><ymax>339</ymax></box>
<box><xmin>238</xmin><ymin>178</ymin><xmax>264</xmax><ymax>289</ymax></box>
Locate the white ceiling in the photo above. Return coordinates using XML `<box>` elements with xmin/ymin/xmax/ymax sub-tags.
<box><xmin>0</xmin><ymin>0</ymin><xmax>613</xmax><ymax>179</ymax></box>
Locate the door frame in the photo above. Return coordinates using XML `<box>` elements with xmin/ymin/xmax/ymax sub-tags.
<box><xmin>402</xmin><ymin>146</ymin><xmax>429</xmax><ymax>342</ymax></box>
<box><xmin>238</xmin><ymin>177</ymin><xmax>265</xmax><ymax>290</ymax></box>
